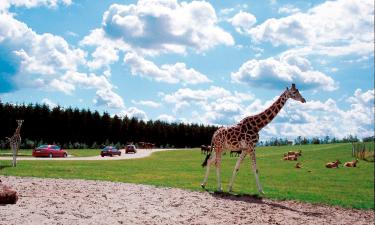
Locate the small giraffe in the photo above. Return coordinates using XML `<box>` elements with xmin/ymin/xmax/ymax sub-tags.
<box><xmin>5</xmin><ymin>120</ymin><xmax>23</xmax><ymax>167</ymax></box>
<box><xmin>201</xmin><ymin>84</ymin><xmax>305</xmax><ymax>194</ymax></box>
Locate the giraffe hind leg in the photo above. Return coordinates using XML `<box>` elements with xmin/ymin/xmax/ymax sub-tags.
<box><xmin>250</xmin><ymin>150</ymin><xmax>264</xmax><ymax>195</ymax></box>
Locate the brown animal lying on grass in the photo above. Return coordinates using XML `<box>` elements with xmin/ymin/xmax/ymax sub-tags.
<box><xmin>283</xmin><ymin>155</ymin><xmax>298</xmax><ymax>161</ymax></box>
<box><xmin>344</xmin><ymin>159</ymin><xmax>359</xmax><ymax>167</ymax></box>
<box><xmin>284</xmin><ymin>150</ymin><xmax>302</xmax><ymax>157</ymax></box>
<box><xmin>325</xmin><ymin>160</ymin><xmax>341</xmax><ymax>168</ymax></box>
<box><xmin>0</xmin><ymin>180</ymin><xmax>18</xmax><ymax>204</ymax></box>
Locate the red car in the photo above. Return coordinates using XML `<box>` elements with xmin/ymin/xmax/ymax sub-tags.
<box><xmin>32</xmin><ymin>145</ymin><xmax>68</xmax><ymax>158</ymax></box>
<box><xmin>100</xmin><ymin>146</ymin><xmax>121</xmax><ymax>157</ymax></box>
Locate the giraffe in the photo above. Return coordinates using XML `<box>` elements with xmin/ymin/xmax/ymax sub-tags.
<box><xmin>201</xmin><ymin>84</ymin><xmax>306</xmax><ymax>194</ymax></box>
<box><xmin>5</xmin><ymin>120</ymin><xmax>23</xmax><ymax>167</ymax></box>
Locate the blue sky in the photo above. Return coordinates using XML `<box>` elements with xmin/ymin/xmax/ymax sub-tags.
<box><xmin>0</xmin><ymin>0</ymin><xmax>374</xmax><ymax>140</ymax></box>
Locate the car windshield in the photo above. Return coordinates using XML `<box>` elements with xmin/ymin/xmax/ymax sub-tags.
<box><xmin>102</xmin><ymin>147</ymin><xmax>115</xmax><ymax>151</ymax></box>
<box><xmin>37</xmin><ymin>145</ymin><xmax>48</xmax><ymax>149</ymax></box>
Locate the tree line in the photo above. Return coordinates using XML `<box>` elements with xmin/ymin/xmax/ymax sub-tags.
<box><xmin>259</xmin><ymin>135</ymin><xmax>372</xmax><ymax>146</ymax></box>
<box><xmin>0</xmin><ymin>101</ymin><xmax>217</xmax><ymax>149</ymax></box>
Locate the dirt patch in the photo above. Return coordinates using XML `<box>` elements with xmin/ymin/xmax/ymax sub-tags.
<box><xmin>0</xmin><ymin>176</ymin><xmax>373</xmax><ymax>225</ymax></box>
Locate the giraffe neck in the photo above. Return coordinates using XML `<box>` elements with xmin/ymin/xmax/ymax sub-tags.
<box><xmin>14</xmin><ymin>124</ymin><xmax>22</xmax><ymax>136</ymax></box>
<box><xmin>249</xmin><ymin>90</ymin><xmax>289</xmax><ymax>131</ymax></box>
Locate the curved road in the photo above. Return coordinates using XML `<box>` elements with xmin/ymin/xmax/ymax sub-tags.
<box><xmin>0</xmin><ymin>148</ymin><xmax>179</xmax><ymax>161</ymax></box>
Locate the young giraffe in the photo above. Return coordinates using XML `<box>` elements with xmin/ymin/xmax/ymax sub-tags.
<box><xmin>201</xmin><ymin>84</ymin><xmax>306</xmax><ymax>194</ymax></box>
<box><xmin>5</xmin><ymin>120</ymin><xmax>23</xmax><ymax>167</ymax></box>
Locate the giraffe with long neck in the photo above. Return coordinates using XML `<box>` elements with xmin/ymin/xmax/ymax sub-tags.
<box><xmin>6</xmin><ymin>120</ymin><xmax>23</xmax><ymax>167</ymax></box>
<box><xmin>201</xmin><ymin>84</ymin><xmax>306</xmax><ymax>194</ymax></box>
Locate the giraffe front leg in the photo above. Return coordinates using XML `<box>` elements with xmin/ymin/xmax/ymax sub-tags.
<box><xmin>228</xmin><ymin>150</ymin><xmax>247</xmax><ymax>192</ymax></box>
<box><xmin>250</xmin><ymin>150</ymin><xmax>264</xmax><ymax>195</ymax></box>
<box><xmin>201</xmin><ymin>152</ymin><xmax>215</xmax><ymax>189</ymax></box>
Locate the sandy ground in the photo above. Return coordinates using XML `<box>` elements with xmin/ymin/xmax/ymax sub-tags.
<box><xmin>0</xmin><ymin>176</ymin><xmax>373</xmax><ymax>225</ymax></box>
<box><xmin>0</xmin><ymin>149</ymin><xmax>177</xmax><ymax>161</ymax></box>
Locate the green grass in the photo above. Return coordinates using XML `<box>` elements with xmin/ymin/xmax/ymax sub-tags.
<box><xmin>0</xmin><ymin>143</ymin><xmax>373</xmax><ymax>209</ymax></box>
<box><xmin>0</xmin><ymin>149</ymin><xmax>101</xmax><ymax>157</ymax></box>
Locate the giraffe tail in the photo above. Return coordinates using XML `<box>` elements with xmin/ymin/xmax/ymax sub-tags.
<box><xmin>202</xmin><ymin>153</ymin><xmax>211</xmax><ymax>167</ymax></box>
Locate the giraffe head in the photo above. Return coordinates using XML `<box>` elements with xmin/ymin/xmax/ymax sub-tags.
<box><xmin>16</xmin><ymin>120</ymin><xmax>24</xmax><ymax>126</ymax></box>
<box><xmin>286</xmin><ymin>84</ymin><xmax>306</xmax><ymax>103</ymax></box>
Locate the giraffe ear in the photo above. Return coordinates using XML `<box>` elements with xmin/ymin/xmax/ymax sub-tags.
<box><xmin>292</xmin><ymin>83</ymin><xmax>296</xmax><ymax>89</ymax></box>
<box><xmin>286</xmin><ymin>87</ymin><xmax>289</xmax><ymax>90</ymax></box>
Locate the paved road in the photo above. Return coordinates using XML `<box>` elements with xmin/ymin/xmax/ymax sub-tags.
<box><xmin>0</xmin><ymin>148</ymin><xmax>179</xmax><ymax>161</ymax></box>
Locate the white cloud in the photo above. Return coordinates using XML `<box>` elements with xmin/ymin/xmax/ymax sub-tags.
<box><xmin>41</xmin><ymin>98</ymin><xmax>57</xmax><ymax>108</ymax></box>
<box><xmin>131</xmin><ymin>100</ymin><xmax>161</xmax><ymax>108</ymax></box>
<box><xmin>162</xmin><ymin>86</ymin><xmax>254</xmax><ymax>124</ymax></box>
<box><xmin>0</xmin><ymin>13</ymin><xmax>86</xmax><ymax>86</ymax></box>
<box><xmin>0</xmin><ymin>10</ymin><xmax>126</xmax><ymax>109</ymax></box>
<box><xmin>278</xmin><ymin>5</ymin><xmax>300</xmax><ymax>14</ymax></box>
<box><xmin>259</xmin><ymin>89</ymin><xmax>374</xmax><ymax>140</ymax></box>
<box><xmin>231</xmin><ymin>54</ymin><xmax>337</xmax><ymax>91</ymax></box>
<box><xmin>94</xmin><ymin>0</ymin><xmax>234</xmax><ymax>55</ymax></box>
<box><xmin>93</xmin><ymin>89</ymin><xmax>125</xmax><ymax>109</ymax></box>
<box><xmin>249</xmin><ymin>0</ymin><xmax>374</xmax><ymax>56</ymax></box>
<box><xmin>229</xmin><ymin>11</ymin><xmax>257</xmax><ymax>34</ymax></box>
<box><xmin>157</xmin><ymin>114</ymin><xmax>176</xmax><ymax>123</ymax></box>
<box><xmin>117</xmin><ymin>107</ymin><xmax>148</xmax><ymax>120</ymax></box>
<box><xmin>124</xmin><ymin>52</ymin><xmax>210</xmax><ymax>85</ymax></box>
<box><xmin>0</xmin><ymin>0</ymin><xmax>72</xmax><ymax>12</ymax></box>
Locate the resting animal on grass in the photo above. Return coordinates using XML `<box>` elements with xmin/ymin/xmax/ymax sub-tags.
<box><xmin>325</xmin><ymin>160</ymin><xmax>341</xmax><ymax>168</ymax></box>
<box><xmin>344</xmin><ymin>159</ymin><xmax>359</xmax><ymax>167</ymax></box>
<box><xmin>283</xmin><ymin>154</ymin><xmax>298</xmax><ymax>161</ymax></box>
<box><xmin>291</xmin><ymin>150</ymin><xmax>302</xmax><ymax>156</ymax></box>
<box><xmin>284</xmin><ymin>150</ymin><xmax>302</xmax><ymax>157</ymax></box>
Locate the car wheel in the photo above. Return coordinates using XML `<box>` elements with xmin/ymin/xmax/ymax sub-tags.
<box><xmin>49</xmin><ymin>153</ymin><xmax>53</xmax><ymax>158</ymax></box>
<box><xmin>110</xmin><ymin>154</ymin><xmax>113</xmax><ymax>157</ymax></box>
<box><xmin>63</xmin><ymin>153</ymin><xmax>67</xmax><ymax>158</ymax></box>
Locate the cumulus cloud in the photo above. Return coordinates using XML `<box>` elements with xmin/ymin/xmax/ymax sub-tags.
<box><xmin>131</xmin><ymin>100</ymin><xmax>160</xmax><ymax>108</ymax></box>
<box><xmin>229</xmin><ymin>11</ymin><xmax>257</xmax><ymax>34</ymax></box>
<box><xmin>93</xmin><ymin>89</ymin><xmax>125</xmax><ymax>109</ymax></box>
<box><xmin>124</xmin><ymin>52</ymin><xmax>210</xmax><ymax>85</ymax></box>
<box><xmin>259</xmin><ymin>89</ymin><xmax>374</xmax><ymax>139</ymax></box>
<box><xmin>231</xmin><ymin>54</ymin><xmax>337</xmax><ymax>91</ymax></box>
<box><xmin>117</xmin><ymin>107</ymin><xmax>148</xmax><ymax>120</ymax></box>
<box><xmin>101</xmin><ymin>0</ymin><xmax>234</xmax><ymax>55</ymax></box>
<box><xmin>0</xmin><ymin>11</ymin><xmax>126</xmax><ymax>109</ymax></box>
<box><xmin>249</xmin><ymin>0</ymin><xmax>374</xmax><ymax>56</ymax></box>
<box><xmin>162</xmin><ymin>86</ymin><xmax>254</xmax><ymax>124</ymax></box>
<box><xmin>0</xmin><ymin>0</ymin><xmax>71</xmax><ymax>12</ymax></box>
<box><xmin>278</xmin><ymin>5</ymin><xmax>300</xmax><ymax>14</ymax></box>
<box><xmin>157</xmin><ymin>114</ymin><xmax>176</xmax><ymax>123</ymax></box>
<box><xmin>41</xmin><ymin>98</ymin><xmax>58</xmax><ymax>108</ymax></box>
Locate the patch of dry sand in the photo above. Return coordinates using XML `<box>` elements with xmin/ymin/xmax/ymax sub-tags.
<box><xmin>0</xmin><ymin>176</ymin><xmax>373</xmax><ymax>225</ymax></box>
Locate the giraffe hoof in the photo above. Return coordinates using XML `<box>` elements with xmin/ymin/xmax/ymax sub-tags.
<box><xmin>200</xmin><ymin>184</ymin><xmax>206</xmax><ymax>189</ymax></box>
<box><xmin>259</xmin><ymin>190</ymin><xmax>266</xmax><ymax>195</ymax></box>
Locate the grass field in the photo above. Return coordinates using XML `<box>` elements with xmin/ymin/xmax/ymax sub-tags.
<box><xmin>0</xmin><ymin>143</ymin><xmax>373</xmax><ymax>209</ymax></box>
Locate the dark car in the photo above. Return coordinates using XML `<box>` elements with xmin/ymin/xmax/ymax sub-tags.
<box><xmin>100</xmin><ymin>146</ymin><xmax>121</xmax><ymax>157</ymax></box>
<box><xmin>125</xmin><ymin>145</ymin><xmax>137</xmax><ymax>154</ymax></box>
<box><xmin>32</xmin><ymin>145</ymin><xmax>68</xmax><ymax>158</ymax></box>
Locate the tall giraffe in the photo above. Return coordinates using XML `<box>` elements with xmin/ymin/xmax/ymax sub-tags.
<box><xmin>5</xmin><ymin>120</ymin><xmax>23</xmax><ymax>167</ymax></box>
<box><xmin>201</xmin><ymin>84</ymin><xmax>306</xmax><ymax>194</ymax></box>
